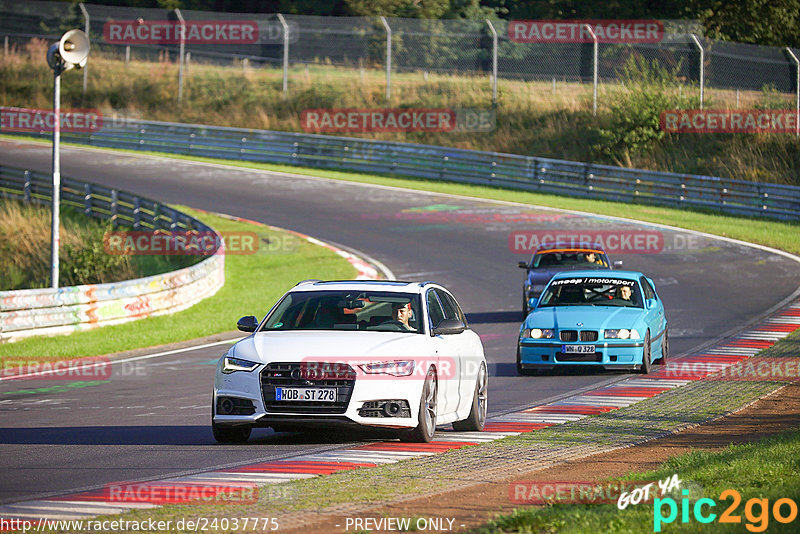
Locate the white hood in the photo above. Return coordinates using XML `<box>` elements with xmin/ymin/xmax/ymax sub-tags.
<box><xmin>231</xmin><ymin>330</ymin><xmax>433</xmax><ymax>363</ymax></box>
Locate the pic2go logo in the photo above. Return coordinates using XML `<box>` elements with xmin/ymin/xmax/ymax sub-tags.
<box><xmin>654</xmin><ymin>489</ymin><xmax>798</xmax><ymax>532</ymax></box>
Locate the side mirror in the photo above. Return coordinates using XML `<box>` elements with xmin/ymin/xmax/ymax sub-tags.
<box><xmin>613</xmin><ymin>260</ymin><xmax>624</xmax><ymax>268</ymax></box>
<box><xmin>518</xmin><ymin>261</ymin><xmax>529</xmax><ymax>269</ymax></box>
<box><xmin>645</xmin><ymin>299</ymin><xmax>656</xmax><ymax>310</ymax></box>
<box><xmin>432</xmin><ymin>318</ymin><xmax>466</xmax><ymax>336</ymax></box>
<box><xmin>527</xmin><ymin>297</ymin><xmax>538</xmax><ymax>310</ymax></box>
<box><xmin>237</xmin><ymin>315</ymin><xmax>259</xmax><ymax>332</ymax></box>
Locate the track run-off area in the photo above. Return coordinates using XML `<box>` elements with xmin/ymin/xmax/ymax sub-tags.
<box><xmin>1</xmin><ymin>139</ymin><xmax>800</xmax><ymax>521</ymax></box>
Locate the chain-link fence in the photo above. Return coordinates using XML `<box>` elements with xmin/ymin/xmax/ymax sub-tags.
<box><xmin>1</xmin><ymin>0</ymin><xmax>799</xmax><ymax>113</ymax></box>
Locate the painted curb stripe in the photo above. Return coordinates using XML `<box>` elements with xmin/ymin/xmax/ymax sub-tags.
<box><xmin>2</xmin><ymin>299</ymin><xmax>799</xmax><ymax>521</ymax></box>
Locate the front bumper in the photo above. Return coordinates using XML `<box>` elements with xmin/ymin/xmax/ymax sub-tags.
<box><xmin>213</xmin><ymin>362</ymin><xmax>423</xmax><ymax>430</ymax></box>
<box><xmin>518</xmin><ymin>339</ymin><xmax>645</xmax><ymax>371</ymax></box>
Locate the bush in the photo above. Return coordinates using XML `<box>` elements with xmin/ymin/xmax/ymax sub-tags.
<box><xmin>0</xmin><ymin>200</ymin><xmax>193</xmax><ymax>290</ymax></box>
<box><xmin>593</xmin><ymin>56</ymin><xmax>699</xmax><ymax>165</ymax></box>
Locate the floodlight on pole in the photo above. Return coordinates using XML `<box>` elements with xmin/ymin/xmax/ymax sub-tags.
<box><xmin>46</xmin><ymin>29</ymin><xmax>90</xmax><ymax>289</ymax></box>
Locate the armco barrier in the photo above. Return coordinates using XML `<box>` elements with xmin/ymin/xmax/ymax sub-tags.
<box><xmin>0</xmin><ymin>165</ymin><xmax>225</xmax><ymax>342</ymax></box>
<box><xmin>7</xmin><ymin>118</ymin><xmax>800</xmax><ymax>220</ymax></box>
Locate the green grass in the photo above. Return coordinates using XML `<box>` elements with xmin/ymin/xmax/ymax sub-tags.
<box><xmin>18</xmin><ymin>141</ymin><xmax>797</xmax><ymax>258</ymax></box>
<box><xmin>475</xmin><ymin>428</ymin><xmax>800</xmax><ymax>534</ymax></box>
<box><xmin>1</xmin><ymin>137</ymin><xmax>798</xmax><ymax>359</ymax></box>
<box><xmin>0</xmin><ymin>207</ymin><xmax>357</xmax><ymax>359</ymax></box>
<box><xmin>35</xmin><ymin>332</ymin><xmax>800</xmax><ymax>534</ymax></box>
<box><xmin>2</xmin><ymin>40</ymin><xmax>800</xmax><ymax>184</ymax></box>
<box><xmin>0</xmin><ymin>199</ymin><xmax>197</xmax><ymax>290</ymax></box>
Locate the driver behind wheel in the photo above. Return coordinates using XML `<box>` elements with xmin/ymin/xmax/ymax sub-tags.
<box><xmin>391</xmin><ymin>301</ymin><xmax>415</xmax><ymax>331</ymax></box>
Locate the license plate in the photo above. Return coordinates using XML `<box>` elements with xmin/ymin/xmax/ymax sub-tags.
<box><xmin>275</xmin><ymin>387</ymin><xmax>337</xmax><ymax>402</ymax></box>
<box><xmin>562</xmin><ymin>345</ymin><xmax>596</xmax><ymax>354</ymax></box>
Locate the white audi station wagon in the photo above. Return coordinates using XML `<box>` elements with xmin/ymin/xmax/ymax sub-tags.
<box><xmin>213</xmin><ymin>280</ymin><xmax>488</xmax><ymax>443</ymax></box>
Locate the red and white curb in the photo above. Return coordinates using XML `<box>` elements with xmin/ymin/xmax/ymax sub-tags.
<box><xmin>1</xmin><ymin>301</ymin><xmax>798</xmax><ymax>522</ymax></box>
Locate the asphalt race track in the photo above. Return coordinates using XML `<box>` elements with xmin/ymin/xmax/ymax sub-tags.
<box><xmin>1</xmin><ymin>139</ymin><xmax>799</xmax><ymax>505</ymax></box>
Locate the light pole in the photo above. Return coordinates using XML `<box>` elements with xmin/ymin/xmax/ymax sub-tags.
<box><xmin>46</xmin><ymin>29</ymin><xmax>90</xmax><ymax>288</ymax></box>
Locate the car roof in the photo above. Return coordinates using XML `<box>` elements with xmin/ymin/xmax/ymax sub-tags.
<box><xmin>291</xmin><ymin>280</ymin><xmax>436</xmax><ymax>294</ymax></box>
<box><xmin>535</xmin><ymin>241</ymin><xmax>606</xmax><ymax>254</ymax></box>
<box><xmin>549</xmin><ymin>270</ymin><xmax>643</xmax><ymax>281</ymax></box>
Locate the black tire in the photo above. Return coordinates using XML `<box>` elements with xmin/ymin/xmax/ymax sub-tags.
<box><xmin>516</xmin><ymin>345</ymin><xmax>535</xmax><ymax>376</ymax></box>
<box><xmin>212</xmin><ymin>422</ymin><xmax>251</xmax><ymax>443</ymax></box>
<box><xmin>212</xmin><ymin>399</ymin><xmax>252</xmax><ymax>443</ymax></box>
<box><xmin>400</xmin><ymin>367</ymin><xmax>437</xmax><ymax>443</ymax></box>
<box><xmin>657</xmin><ymin>328</ymin><xmax>669</xmax><ymax>365</ymax></box>
<box><xmin>453</xmin><ymin>362</ymin><xmax>487</xmax><ymax>431</ymax></box>
<box><xmin>639</xmin><ymin>331</ymin><xmax>652</xmax><ymax>374</ymax></box>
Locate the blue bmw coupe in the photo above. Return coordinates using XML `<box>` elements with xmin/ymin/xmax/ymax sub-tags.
<box><xmin>517</xmin><ymin>270</ymin><xmax>668</xmax><ymax>375</ymax></box>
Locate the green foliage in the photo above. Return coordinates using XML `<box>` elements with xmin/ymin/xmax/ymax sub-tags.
<box><xmin>0</xmin><ymin>200</ymin><xmax>196</xmax><ymax>291</ymax></box>
<box><xmin>60</xmin><ymin>222</ymin><xmax>135</xmax><ymax>287</ymax></box>
<box><xmin>755</xmin><ymin>84</ymin><xmax>791</xmax><ymax>110</ymax></box>
<box><xmin>593</xmin><ymin>56</ymin><xmax>698</xmax><ymax>165</ymax></box>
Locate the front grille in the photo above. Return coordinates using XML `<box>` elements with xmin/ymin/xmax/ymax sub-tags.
<box><xmin>560</xmin><ymin>330</ymin><xmax>597</xmax><ymax>342</ymax></box>
<box><xmin>260</xmin><ymin>362</ymin><xmax>356</xmax><ymax>414</ymax></box>
<box><xmin>555</xmin><ymin>352</ymin><xmax>603</xmax><ymax>362</ymax></box>
<box><xmin>560</xmin><ymin>330</ymin><xmax>578</xmax><ymax>342</ymax></box>
<box><xmin>580</xmin><ymin>330</ymin><xmax>598</xmax><ymax>342</ymax></box>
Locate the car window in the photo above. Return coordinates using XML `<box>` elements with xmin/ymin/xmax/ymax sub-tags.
<box><xmin>426</xmin><ymin>290</ymin><xmax>446</xmax><ymax>329</ymax></box>
<box><xmin>533</xmin><ymin>250</ymin><xmax>608</xmax><ymax>268</ymax></box>
<box><xmin>640</xmin><ymin>277</ymin><xmax>655</xmax><ymax>300</ymax></box>
<box><xmin>436</xmin><ymin>289</ymin><xmax>468</xmax><ymax>326</ymax></box>
<box><xmin>539</xmin><ymin>277</ymin><xmax>643</xmax><ymax>308</ymax></box>
<box><xmin>261</xmin><ymin>290</ymin><xmax>422</xmax><ymax>333</ymax></box>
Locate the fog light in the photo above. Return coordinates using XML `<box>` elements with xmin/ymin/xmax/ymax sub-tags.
<box><xmin>218</xmin><ymin>398</ymin><xmax>234</xmax><ymax>415</ymax></box>
<box><xmin>383</xmin><ymin>402</ymin><xmax>401</xmax><ymax>417</ymax></box>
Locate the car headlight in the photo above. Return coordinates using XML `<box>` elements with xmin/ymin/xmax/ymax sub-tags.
<box><xmin>359</xmin><ymin>360</ymin><xmax>415</xmax><ymax>376</ymax></box>
<box><xmin>222</xmin><ymin>356</ymin><xmax>260</xmax><ymax>374</ymax></box>
<box><xmin>521</xmin><ymin>328</ymin><xmax>554</xmax><ymax>339</ymax></box>
<box><xmin>604</xmin><ymin>329</ymin><xmax>640</xmax><ymax>340</ymax></box>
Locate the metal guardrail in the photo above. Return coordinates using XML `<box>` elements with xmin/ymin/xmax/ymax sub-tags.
<box><xmin>9</xmin><ymin>118</ymin><xmax>799</xmax><ymax>221</ymax></box>
<box><xmin>0</xmin><ymin>165</ymin><xmax>225</xmax><ymax>341</ymax></box>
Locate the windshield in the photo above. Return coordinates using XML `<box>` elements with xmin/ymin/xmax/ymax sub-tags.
<box><xmin>261</xmin><ymin>290</ymin><xmax>423</xmax><ymax>333</ymax></box>
<box><xmin>532</xmin><ymin>250</ymin><xmax>608</xmax><ymax>269</ymax></box>
<box><xmin>539</xmin><ymin>277</ymin><xmax>642</xmax><ymax>308</ymax></box>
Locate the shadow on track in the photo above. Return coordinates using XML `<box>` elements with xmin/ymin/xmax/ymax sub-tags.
<box><xmin>465</xmin><ymin>311</ymin><xmax>521</xmax><ymax>324</ymax></box>
<box><xmin>0</xmin><ymin>426</ymin><xmax>403</xmax><ymax>446</ymax></box>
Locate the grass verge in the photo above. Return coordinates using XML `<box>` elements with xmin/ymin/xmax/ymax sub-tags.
<box><xmin>2</xmin><ymin>40</ymin><xmax>800</xmax><ymax>184</ymax></box>
<box><xmin>477</xmin><ymin>428</ymin><xmax>800</xmax><ymax>533</ymax></box>
<box><xmin>0</xmin><ymin>199</ymin><xmax>197</xmax><ymax>290</ymax></box>
<box><xmin>37</xmin><ymin>332</ymin><xmax>800</xmax><ymax>533</ymax></box>
<box><xmin>5</xmin><ymin>137</ymin><xmax>796</xmax><ymax>257</ymax></box>
<box><xmin>0</xmin><ymin>207</ymin><xmax>357</xmax><ymax>359</ymax></box>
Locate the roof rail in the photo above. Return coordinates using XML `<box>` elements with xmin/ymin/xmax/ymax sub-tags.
<box><xmin>295</xmin><ymin>279</ymin><xmax>321</xmax><ymax>286</ymax></box>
